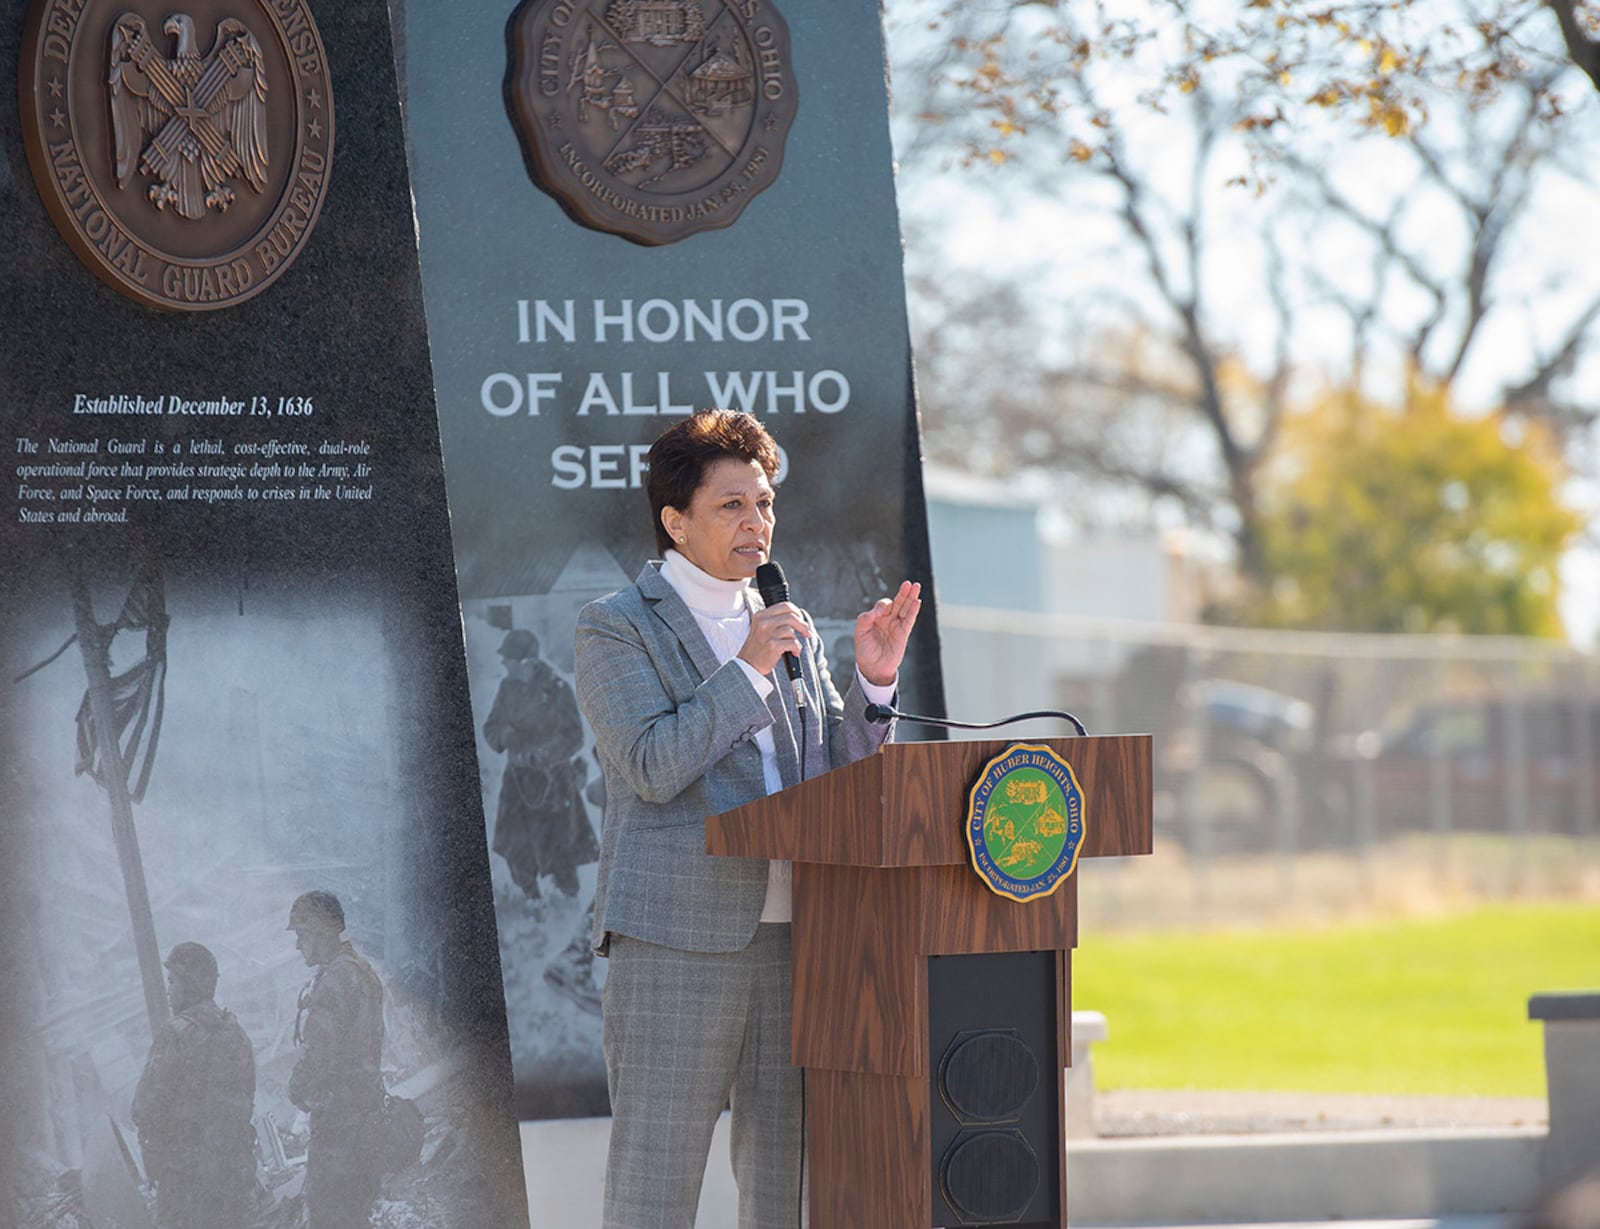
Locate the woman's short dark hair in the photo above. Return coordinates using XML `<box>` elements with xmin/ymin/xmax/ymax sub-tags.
<box><xmin>646</xmin><ymin>409</ymin><xmax>781</xmax><ymax>554</ymax></box>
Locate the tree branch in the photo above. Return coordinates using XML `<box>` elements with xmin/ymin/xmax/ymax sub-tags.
<box><xmin>1545</xmin><ymin>0</ymin><xmax>1600</xmax><ymax>93</ymax></box>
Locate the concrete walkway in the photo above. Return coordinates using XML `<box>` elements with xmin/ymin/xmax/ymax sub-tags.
<box><xmin>1091</xmin><ymin>1220</ymin><xmax>1516</xmax><ymax>1229</ymax></box>
<box><xmin>1095</xmin><ymin>1089</ymin><xmax>1548</xmax><ymax>1136</ymax></box>
<box><xmin>518</xmin><ymin>1097</ymin><xmax>1551</xmax><ymax>1229</ymax></box>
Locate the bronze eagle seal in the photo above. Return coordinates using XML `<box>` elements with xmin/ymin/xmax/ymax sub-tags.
<box><xmin>19</xmin><ymin>0</ymin><xmax>334</xmax><ymax>311</ymax></box>
<box><xmin>507</xmin><ymin>0</ymin><xmax>797</xmax><ymax>246</ymax></box>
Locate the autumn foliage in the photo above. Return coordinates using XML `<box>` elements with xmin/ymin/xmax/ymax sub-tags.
<box><xmin>1240</xmin><ymin>379</ymin><xmax>1581</xmax><ymax>636</ymax></box>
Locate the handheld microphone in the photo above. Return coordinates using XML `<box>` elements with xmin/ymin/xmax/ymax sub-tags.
<box><xmin>755</xmin><ymin>560</ymin><xmax>807</xmax><ymax>710</ymax></box>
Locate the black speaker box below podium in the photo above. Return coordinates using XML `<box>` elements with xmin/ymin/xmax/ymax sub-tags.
<box><xmin>930</xmin><ymin>951</ymin><xmax>1060</xmax><ymax>1227</ymax></box>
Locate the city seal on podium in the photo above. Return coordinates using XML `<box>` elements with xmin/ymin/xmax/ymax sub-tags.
<box><xmin>507</xmin><ymin>0</ymin><xmax>798</xmax><ymax>246</ymax></box>
<box><xmin>19</xmin><ymin>0</ymin><xmax>335</xmax><ymax>311</ymax></box>
<box><xmin>965</xmin><ymin>743</ymin><xmax>1087</xmax><ymax>903</ymax></box>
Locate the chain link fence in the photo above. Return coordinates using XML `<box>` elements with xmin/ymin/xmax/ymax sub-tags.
<box><xmin>937</xmin><ymin>606</ymin><xmax>1600</xmax><ymax>927</ymax></box>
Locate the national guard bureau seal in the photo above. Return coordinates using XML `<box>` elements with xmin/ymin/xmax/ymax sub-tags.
<box><xmin>508</xmin><ymin>0</ymin><xmax>797</xmax><ymax>246</ymax></box>
<box><xmin>966</xmin><ymin>743</ymin><xmax>1088</xmax><ymax>903</ymax></box>
<box><xmin>19</xmin><ymin>0</ymin><xmax>334</xmax><ymax>311</ymax></box>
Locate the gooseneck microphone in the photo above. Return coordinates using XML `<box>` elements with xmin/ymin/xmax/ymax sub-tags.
<box><xmin>864</xmin><ymin>703</ymin><xmax>1089</xmax><ymax>737</ymax></box>
<box><xmin>754</xmin><ymin>560</ymin><xmax>807</xmax><ymax>710</ymax></box>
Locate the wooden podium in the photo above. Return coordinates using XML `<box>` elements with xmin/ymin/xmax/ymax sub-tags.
<box><xmin>707</xmin><ymin>735</ymin><xmax>1153</xmax><ymax>1229</ymax></box>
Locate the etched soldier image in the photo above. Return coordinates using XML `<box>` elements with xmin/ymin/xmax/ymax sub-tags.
<box><xmin>484</xmin><ymin>627</ymin><xmax>599</xmax><ymax>903</ymax></box>
<box><xmin>0</xmin><ymin>559</ymin><xmax>528</xmax><ymax>1226</ymax></box>
<box><xmin>483</xmin><ymin>627</ymin><xmax>602</xmax><ymax>1011</ymax></box>
<box><xmin>286</xmin><ymin>890</ymin><xmax>386</xmax><ymax>1229</ymax></box>
<box><xmin>131</xmin><ymin>942</ymin><xmax>256</xmax><ymax>1229</ymax></box>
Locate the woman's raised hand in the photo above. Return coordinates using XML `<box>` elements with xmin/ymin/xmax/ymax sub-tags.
<box><xmin>854</xmin><ymin>581</ymin><xmax>922</xmax><ymax>688</ymax></box>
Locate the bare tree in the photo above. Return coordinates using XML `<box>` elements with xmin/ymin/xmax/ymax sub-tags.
<box><xmin>888</xmin><ymin>0</ymin><xmax>1600</xmax><ymax>588</ymax></box>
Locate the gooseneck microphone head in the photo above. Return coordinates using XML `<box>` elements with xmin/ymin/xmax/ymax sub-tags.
<box><xmin>754</xmin><ymin>559</ymin><xmax>807</xmax><ymax>707</ymax></box>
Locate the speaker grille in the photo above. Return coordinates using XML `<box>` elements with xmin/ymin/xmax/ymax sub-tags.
<box><xmin>939</xmin><ymin>1029</ymin><xmax>1039</xmax><ymax>1122</ymax></box>
<box><xmin>940</xmin><ymin>1129</ymin><xmax>1040</xmax><ymax>1223</ymax></box>
<box><xmin>928</xmin><ymin>952</ymin><xmax>1060</xmax><ymax>1227</ymax></box>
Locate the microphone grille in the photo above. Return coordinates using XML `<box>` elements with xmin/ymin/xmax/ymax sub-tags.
<box><xmin>755</xmin><ymin>560</ymin><xmax>788</xmax><ymax>604</ymax></box>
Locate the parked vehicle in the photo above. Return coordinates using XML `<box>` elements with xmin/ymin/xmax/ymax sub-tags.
<box><xmin>1157</xmin><ymin>680</ymin><xmax>1317</xmax><ymax>855</ymax></box>
<box><xmin>1330</xmin><ymin>691</ymin><xmax>1600</xmax><ymax>838</ymax></box>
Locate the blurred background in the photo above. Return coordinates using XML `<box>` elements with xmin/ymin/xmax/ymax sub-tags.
<box><xmin>878</xmin><ymin>0</ymin><xmax>1600</xmax><ymax>1112</ymax></box>
<box><xmin>881</xmin><ymin>0</ymin><xmax>1600</xmax><ymax>921</ymax></box>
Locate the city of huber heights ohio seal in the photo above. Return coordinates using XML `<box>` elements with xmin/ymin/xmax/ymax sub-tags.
<box><xmin>966</xmin><ymin>743</ymin><xmax>1088</xmax><ymax>904</ymax></box>
<box><xmin>508</xmin><ymin>0</ymin><xmax>797</xmax><ymax>246</ymax></box>
<box><xmin>20</xmin><ymin>0</ymin><xmax>335</xmax><ymax>311</ymax></box>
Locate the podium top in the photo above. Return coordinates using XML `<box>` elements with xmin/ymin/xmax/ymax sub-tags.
<box><xmin>706</xmin><ymin>734</ymin><xmax>1152</xmax><ymax>869</ymax></box>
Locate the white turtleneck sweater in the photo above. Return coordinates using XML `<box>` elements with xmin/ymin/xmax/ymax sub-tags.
<box><xmin>659</xmin><ymin>549</ymin><xmax>894</xmax><ymax>923</ymax></box>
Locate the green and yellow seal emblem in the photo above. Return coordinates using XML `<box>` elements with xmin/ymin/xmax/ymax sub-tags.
<box><xmin>966</xmin><ymin>743</ymin><xmax>1087</xmax><ymax>902</ymax></box>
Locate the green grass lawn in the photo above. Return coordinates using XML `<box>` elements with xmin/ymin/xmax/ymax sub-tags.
<box><xmin>1072</xmin><ymin>902</ymin><xmax>1600</xmax><ymax>1096</ymax></box>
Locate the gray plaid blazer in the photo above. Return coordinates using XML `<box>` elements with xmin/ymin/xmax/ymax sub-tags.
<box><xmin>575</xmin><ymin>562</ymin><xmax>893</xmax><ymax>955</ymax></box>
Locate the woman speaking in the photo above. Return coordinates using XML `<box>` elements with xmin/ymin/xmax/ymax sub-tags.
<box><xmin>574</xmin><ymin>409</ymin><xmax>921</xmax><ymax>1229</ymax></box>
